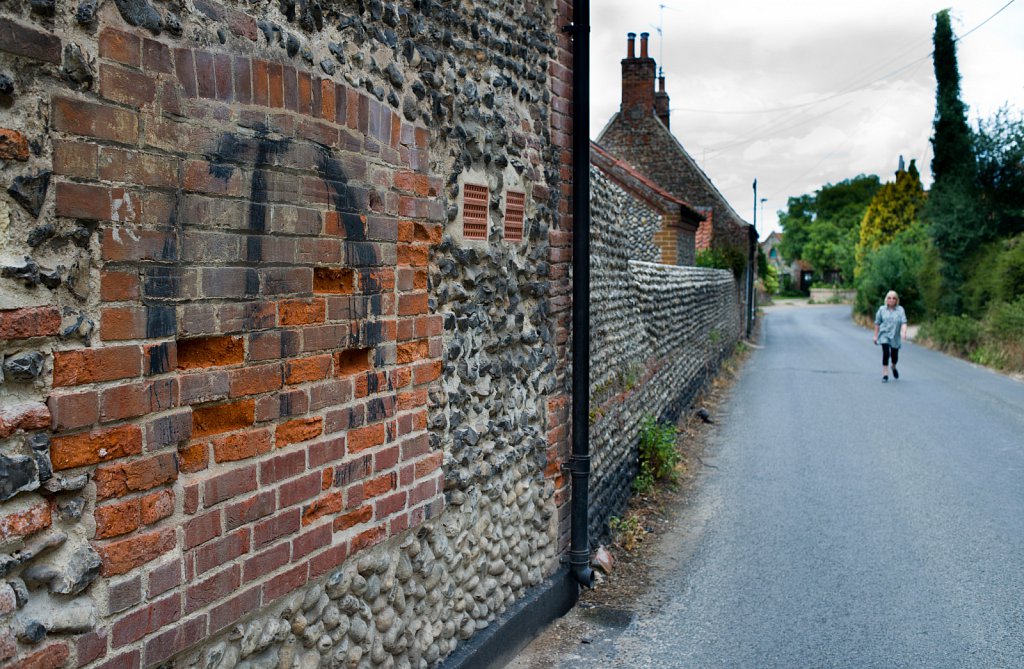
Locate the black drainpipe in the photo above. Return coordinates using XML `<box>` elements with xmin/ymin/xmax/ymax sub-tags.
<box><xmin>568</xmin><ymin>0</ymin><xmax>595</xmax><ymax>589</ymax></box>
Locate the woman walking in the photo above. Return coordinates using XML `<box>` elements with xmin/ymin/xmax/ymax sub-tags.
<box><xmin>873</xmin><ymin>290</ymin><xmax>908</xmax><ymax>383</ymax></box>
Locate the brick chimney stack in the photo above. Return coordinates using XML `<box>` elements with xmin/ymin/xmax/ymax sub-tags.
<box><xmin>654</xmin><ymin>74</ymin><xmax>670</xmax><ymax>130</ymax></box>
<box><xmin>621</xmin><ymin>32</ymin><xmax>656</xmax><ymax>119</ymax></box>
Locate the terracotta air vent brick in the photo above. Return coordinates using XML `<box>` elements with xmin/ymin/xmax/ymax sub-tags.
<box><xmin>503</xmin><ymin>191</ymin><xmax>525</xmax><ymax>242</ymax></box>
<box><xmin>462</xmin><ymin>183</ymin><xmax>488</xmax><ymax>240</ymax></box>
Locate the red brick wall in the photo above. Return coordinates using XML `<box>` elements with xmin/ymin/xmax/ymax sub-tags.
<box><xmin>697</xmin><ymin>209</ymin><xmax>715</xmax><ymax>251</ymax></box>
<box><xmin>2</xmin><ymin>13</ymin><xmax>445</xmax><ymax>667</ymax></box>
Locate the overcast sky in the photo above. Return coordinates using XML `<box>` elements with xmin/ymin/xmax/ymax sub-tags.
<box><xmin>590</xmin><ymin>0</ymin><xmax>1024</xmax><ymax>238</ymax></box>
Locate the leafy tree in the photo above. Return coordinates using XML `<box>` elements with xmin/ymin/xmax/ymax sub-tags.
<box><xmin>856</xmin><ymin>160</ymin><xmax>926</xmax><ymax>275</ymax></box>
<box><xmin>815</xmin><ymin>174</ymin><xmax>882</xmax><ymax>229</ymax></box>
<box><xmin>777</xmin><ymin>194</ymin><xmax>815</xmax><ymax>262</ymax></box>
<box><xmin>975</xmin><ymin>107</ymin><xmax>1024</xmax><ymax>240</ymax></box>
<box><xmin>802</xmin><ymin>219</ymin><xmax>855</xmax><ymax>283</ymax></box>
<box><xmin>757</xmin><ymin>246</ymin><xmax>769</xmax><ymax>280</ymax></box>
<box><xmin>962</xmin><ymin>233</ymin><xmax>1024</xmax><ymax>317</ymax></box>
<box><xmin>696</xmin><ymin>244</ymin><xmax>747</xmax><ymax>279</ymax></box>
<box><xmin>855</xmin><ymin>225</ymin><xmax>929</xmax><ymax>320</ymax></box>
<box><xmin>926</xmin><ymin>9</ymin><xmax>986</xmax><ymax>312</ymax></box>
<box><xmin>917</xmin><ymin>237</ymin><xmax>945</xmax><ymax>322</ymax></box>
<box><xmin>762</xmin><ymin>264</ymin><xmax>780</xmax><ymax>295</ymax></box>
<box><xmin>777</xmin><ymin>175</ymin><xmax>880</xmax><ymax>283</ymax></box>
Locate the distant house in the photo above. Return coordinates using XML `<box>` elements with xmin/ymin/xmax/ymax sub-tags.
<box><xmin>594</xmin><ymin>31</ymin><xmax>756</xmax><ymax>334</ymax></box>
<box><xmin>591</xmin><ymin>142</ymin><xmax>704</xmax><ymax>265</ymax></box>
<box><xmin>761</xmin><ymin>231</ymin><xmax>787</xmax><ymax>275</ymax></box>
<box><xmin>760</xmin><ymin>232</ymin><xmax>815</xmax><ymax>292</ymax></box>
<box><xmin>596</xmin><ymin>32</ymin><xmax>754</xmax><ymax>258</ymax></box>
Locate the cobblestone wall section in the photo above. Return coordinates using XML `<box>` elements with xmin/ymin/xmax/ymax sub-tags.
<box><xmin>588</xmin><ymin>164</ymin><xmax>739</xmax><ymax>541</ymax></box>
<box><xmin>621</xmin><ymin>204</ymin><xmax>661</xmax><ymax>264</ymax></box>
<box><xmin>589</xmin><ymin>167</ymin><xmax>651</xmax><ymax>401</ymax></box>
<box><xmin>632</xmin><ymin>263</ymin><xmax>738</xmax><ymax>370</ymax></box>
<box><xmin>0</xmin><ymin>0</ymin><xmax>571</xmax><ymax>667</ymax></box>
<box><xmin>676</xmin><ymin>231</ymin><xmax>696</xmax><ymax>267</ymax></box>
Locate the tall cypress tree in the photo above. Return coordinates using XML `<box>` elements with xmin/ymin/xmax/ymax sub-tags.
<box><xmin>929</xmin><ymin>10</ymin><xmax>974</xmax><ymax>188</ymax></box>
<box><xmin>926</xmin><ymin>9</ymin><xmax>985</xmax><ymax>313</ymax></box>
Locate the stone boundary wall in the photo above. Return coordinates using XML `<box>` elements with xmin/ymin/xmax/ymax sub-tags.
<box><xmin>589</xmin><ymin>166</ymin><xmax>738</xmax><ymax>541</ymax></box>
<box><xmin>809</xmin><ymin>288</ymin><xmax>855</xmax><ymax>304</ymax></box>
<box><xmin>0</xmin><ymin>1</ymin><xmax>573</xmax><ymax>668</ymax></box>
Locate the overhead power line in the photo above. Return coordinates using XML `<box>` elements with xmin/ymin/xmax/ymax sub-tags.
<box><xmin>957</xmin><ymin>0</ymin><xmax>1017</xmax><ymax>40</ymax></box>
<box><xmin>763</xmin><ymin>56</ymin><xmax>930</xmax><ymax>203</ymax></box>
<box><xmin>671</xmin><ymin>0</ymin><xmax>1015</xmax><ymax>116</ymax></box>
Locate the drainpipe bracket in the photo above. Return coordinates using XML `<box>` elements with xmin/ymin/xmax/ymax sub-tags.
<box><xmin>567</xmin><ymin>453</ymin><xmax>590</xmax><ymax>476</ymax></box>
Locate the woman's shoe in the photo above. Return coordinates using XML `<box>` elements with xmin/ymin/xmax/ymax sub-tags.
<box><xmin>892</xmin><ymin>366</ymin><xmax>899</xmax><ymax>379</ymax></box>
<box><xmin>882</xmin><ymin>375</ymin><xmax>889</xmax><ymax>383</ymax></box>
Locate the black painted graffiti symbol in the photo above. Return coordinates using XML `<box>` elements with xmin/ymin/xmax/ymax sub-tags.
<box><xmin>206</xmin><ymin>130</ymin><xmax>291</xmax><ymax>298</ymax></box>
<box><xmin>141</xmin><ymin>127</ymin><xmax>392</xmax><ymax>350</ymax></box>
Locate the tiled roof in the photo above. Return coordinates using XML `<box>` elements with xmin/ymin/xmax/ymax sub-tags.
<box><xmin>590</xmin><ymin>141</ymin><xmax>704</xmax><ymax>228</ymax></box>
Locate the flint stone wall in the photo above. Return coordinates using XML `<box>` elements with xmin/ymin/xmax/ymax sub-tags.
<box><xmin>589</xmin><ymin>165</ymin><xmax>739</xmax><ymax>541</ymax></box>
<box><xmin>0</xmin><ymin>0</ymin><xmax>573</xmax><ymax>667</ymax></box>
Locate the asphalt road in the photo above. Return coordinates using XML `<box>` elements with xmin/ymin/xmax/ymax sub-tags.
<box><xmin>544</xmin><ymin>304</ymin><xmax>1024</xmax><ymax>668</ymax></box>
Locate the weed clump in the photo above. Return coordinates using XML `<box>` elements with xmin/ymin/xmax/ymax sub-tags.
<box><xmin>635</xmin><ymin>415</ymin><xmax>680</xmax><ymax>494</ymax></box>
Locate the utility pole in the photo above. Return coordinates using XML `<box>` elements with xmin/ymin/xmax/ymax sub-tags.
<box><xmin>747</xmin><ymin>180</ymin><xmax>757</xmax><ymax>337</ymax></box>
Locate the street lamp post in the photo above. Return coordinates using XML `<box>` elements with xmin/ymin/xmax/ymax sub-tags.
<box><xmin>752</xmin><ymin>179</ymin><xmax>757</xmax><ymax>234</ymax></box>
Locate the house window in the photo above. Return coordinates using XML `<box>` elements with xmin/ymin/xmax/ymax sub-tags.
<box><xmin>503</xmin><ymin>190</ymin><xmax>525</xmax><ymax>242</ymax></box>
<box><xmin>462</xmin><ymin>183</ymin><xmax>488</xmax><ymax>240</ymax></box>
<box><xmin>769</xmin><ymin>248</ymin><xmax>777</xmax><ymax>259</ymax></box>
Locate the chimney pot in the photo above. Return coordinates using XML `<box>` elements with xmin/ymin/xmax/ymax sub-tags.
<box><xmin>620</xmin><ymin>31</ymin><xmax>657</xmax><ymax>118</ymax></box>
<box><xmin>655</xmin><ymin>74</ymin><xmax>671</xmax><ymax>130</ymax></box>
<box><xmin>627</xmin><ymin>32</ymin><xmax>636</xmax><ymax>59</ymax></box>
